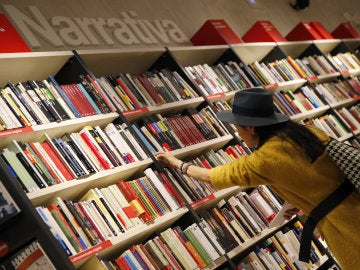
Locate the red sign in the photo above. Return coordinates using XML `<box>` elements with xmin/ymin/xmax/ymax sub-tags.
<box><xmin>0</xmin><ymin>14</ymin><xmax>31</xmax><ymax>53</ymax></box>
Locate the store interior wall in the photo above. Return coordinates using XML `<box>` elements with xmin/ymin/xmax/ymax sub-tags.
<box><xmin>1</xmin><ymin>0</ymin><xmax>360</xmax><ymax>51</ymax></box>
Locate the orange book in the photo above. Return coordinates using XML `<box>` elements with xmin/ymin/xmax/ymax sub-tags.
<box><xmin>172</xmin><ymin>226</ymin><xmax>207</xmax><ymax>268</ymax></box>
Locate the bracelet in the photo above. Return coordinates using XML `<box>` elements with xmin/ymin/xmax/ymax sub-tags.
<box><xmin>179</xmin><ymin>162</ymin><xmax>191</xmax><ymax>174</ymax></box>
<box><xmin>184</xmin><ymin>164</ymin><xmax>192</xmax><ymax>175</ymax></box>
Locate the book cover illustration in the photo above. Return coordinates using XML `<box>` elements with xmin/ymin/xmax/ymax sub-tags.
<box><xmin>0</xmin><ymin>179</ymin><xmax>20</xmax><ymax>225</ymax></box>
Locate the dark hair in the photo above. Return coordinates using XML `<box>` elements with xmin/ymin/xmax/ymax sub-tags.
<box><xmin>254</xmin><ymin>121</ymin><xmax>324</xmax><ymax>162</ymax></box>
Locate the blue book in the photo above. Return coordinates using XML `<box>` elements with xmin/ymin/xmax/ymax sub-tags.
<box><xmin>122</xmin><ymin>253</ymin><xmax>138</xmax><ymax>270</ymax></box>
<box><xmin>131</xmin><ymin>123</ymin><xmax>157</xmax><ymax>153</ymax></box>
<box><xmin>47</xmin><ymin>76</ymin><xmax>82</xmax><ymax>118</ymax></box>
<box><xmin>76</xmin><ymin>83</ymin><xmax>102</xmax><ymax>114</ymax></box>
<box><xmin>300</xmin><ymin>87</ymin><xmax>320</xmax><ymax>108</ymax></box>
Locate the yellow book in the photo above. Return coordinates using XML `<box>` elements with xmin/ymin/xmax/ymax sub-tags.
<box><xmin>1</xmin><ymin>88</ymin><xmax>31</xmax><ymax>126</ymax></box>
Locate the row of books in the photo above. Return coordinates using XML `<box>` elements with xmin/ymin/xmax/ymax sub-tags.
<box><xmin>303</xmin><ymin>111</ymin><xmax>354</xmax><ymax>139</ymax></box>
<box><xmin>237</xmin><ymin>221</ymin><xmax>325</xmax><ymax>270</ymax></box>
<box><xmin>0</xmin><ymin>75</ymin><xmax>117</xmax><ymax>131</ymax></box>
<box><xmin>296</xmin><ymin>55</ymin><xmax>338</xmax><ymax>78</ymax></box>
<box><xmin>326</xmin><ymin>52</ymin><xmax>360</xmax><ymax>73</ymax></box>
<box><xmin>96</xmin><ymin>69</ymin><xmax>200</xmax><ymax>112</ymax></box>
<box><xmin>273</xmin><ymin>87</ymin><xmax>327</xmax><ymax>116</ymax></box>
<box><xmin>133</xmin><ymin>107</ymin><xmax>230</xmax><ymax>153</ymax></box>
<box><xmin>248</xmin><ymin>57</ymin><xmax>305</xmax><ymax>86</ymax></box>
<box><xmin>35</xmin><ymin>167</ymin><xmax>184</xmax><ymax>256</ymax></box>
<box><xmin>79</xmin><ymin>185</ymin><xmax>288</xmax><ymax>270</ymax></box>
<box><xmin>0</xmin><ymin>123</ymin><xmax>148</xmax><ymax>193</ymax></box>
<box><xmin>185</xmin><ymin>61</ymin><xmax>264</xmax><ymax>97</ymax></box>
<box><xmin>314</xmin><ymin>77</ymin><xmax>360</xmax><ymax>104</ymax></box>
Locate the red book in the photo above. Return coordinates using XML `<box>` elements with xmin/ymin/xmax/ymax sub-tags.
<box><xmin>115</xmin><ymin>76</ymin><xmax>142</xmax><ymax>109</ymax></box>
<box><xmin>225</xmin><ymin>146</ymin><xmax>240</xmax><ymax>159</ymax></box>
<box><xmin>0</xmin><ymin>14</ymin><xmax>31</xmax><ymax>52</ymax></box>
<box><xmin>75</xmin><ymin>202</ymin><xmax>107</xmax><ymax>242</ymax></box>
<box><xmin>191</xmin><ymin>19</ymin><xmax>243</xmax><ymax>45</ymax></box>
<box><xmin>331</xmin><ymin>22</ymin><xmax>360</xmax><ymax>39</ymax></box>
<box><xmin>242</xmin><ymin>20</ymin><xmax>287</xmax><ymax>42</ymax></box>
<box><xmin>115</xmin><ymin>256</ymin><xmax>132</xmax><ymax>270</ymax></box>
<box><xmin>310</xmin><ymin>21</ymin><xmax>334</xmax><ymax>39</ymax></box>
<box><xmin>153</xmin><ymin>236</ymin><xmax>182</xmax><ymax>270</ymax></box>
<box><xmin>79</xmin><ymin>129</ymin><xmax>111</xmax><ymax>170</ymax></box>
<box><xmin>28</xmin><ymin>142</ymin><xmax>63</xmax><ymax>184</ymax></box>
<box><xmin>40</xmin><ymin>141</ymin><xmax>74</xmax><ymax>181</ymax></box>
<box><xmin>158</xmin><ymin>172</ymin><xmax>186</xmax><ymax>207</ymax></box>
<box><xmin>137</xmin><ymin>73</ymin><xmax>166</xmax><ymax>105</ymax></box>
<box><xmin>86</xmin><ymin>74</ymin><xmax>116</xmax><ymax>112</ymax></box>
<box><xmin>116</xmin><ymin>180</ymin><xmax>153</xmax><ymax>223</ymax></box>
<box><xmin>286</xmin><ymin>22</ymin><xmax>323</xmax><ymax>41</ymax></box>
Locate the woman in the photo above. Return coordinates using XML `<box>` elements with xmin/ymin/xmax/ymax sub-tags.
<box><xmin>155</xmin><ymin>87</ymin><xmax>360</xmax><ymax>270</ymax></box>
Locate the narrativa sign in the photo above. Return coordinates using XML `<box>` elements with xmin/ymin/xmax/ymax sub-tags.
<box><xmin>2</xmin><ymin>4</ymin><xmax>189</xmax><ymax>49</ymax></box>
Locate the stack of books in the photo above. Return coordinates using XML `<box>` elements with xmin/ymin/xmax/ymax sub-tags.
<box><xmin>0</xmin><ymin>123</ymin><xmax>149</xmax><ymax>193</ymax></box>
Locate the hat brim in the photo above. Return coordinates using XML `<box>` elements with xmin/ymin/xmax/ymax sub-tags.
<box><xmin>216</xmin><ymin>110</ymin><xmax>290</xmax><ymax>126</ymax></box>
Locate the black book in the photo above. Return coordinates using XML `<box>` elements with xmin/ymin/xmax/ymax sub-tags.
<box><xmin>27</xmin><ymin>80</ymin><xmax>62</xmax><ymax>122</ymax></box>
<box><xmin>63</xmin><ymin>199</ymin><xmax>98</xmax><ymax>246</ymax></box>
<box><xmin>36</xmin><ymin>80</ymin><xmax>71</xmax><ymax>121</ymax></box>
<box><xmin>79</xmin><ymin>75</ymin><xmax>111</xmax><ymax>114</ymax></box>
<box><xmin>183</xmin><ymin>107</ymin><xmax>217</xmax><ymax>140</ymax></box>
<box><xmin>66</xmin><ymin>139</ymin><xmax>96</xmax><ymax>174</ymax></box>
<box><xmin>18</xmin><ymin>81</ymin><xmax>56</xmax><ymax>122</ymax></box>
<box><xmin>51</xmin><ymin>138</ymin><xmax>85</xmax><ymax>178</ymax></box>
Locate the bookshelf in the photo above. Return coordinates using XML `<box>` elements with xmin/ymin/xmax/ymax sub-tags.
<box><xmin>0</xmin><ymin>41</ymin><xmax>358</xmax><ymax>269</ymax></box>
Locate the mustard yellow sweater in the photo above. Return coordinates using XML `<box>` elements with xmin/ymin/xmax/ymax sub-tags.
<box><xmin>209</xmin><ymin>128</ymin><xmax>360</xmax><ymax>270</ymax></box>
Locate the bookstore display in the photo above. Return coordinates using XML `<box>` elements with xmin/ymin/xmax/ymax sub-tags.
<box><xmin>0</xmin><ymin>36</ymin><xmax>359</xmax><ymax>270</ymax></box>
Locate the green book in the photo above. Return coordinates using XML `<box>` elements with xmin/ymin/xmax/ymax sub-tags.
<box><xmin>183</xmin><ymin>226</ymin><xmax>212</xmax><ymax>265</ymax></box>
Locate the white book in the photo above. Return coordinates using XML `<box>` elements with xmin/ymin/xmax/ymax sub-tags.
<box><xmin>140</xmin><ymin>125</ymin><xmax>163</xmax><ymax>151</ymax></box>
<box><xmin>93</xmin><ymin>125</ymin><xmax>125</xmax><ymax>165</ymax></box>
<box><xmin>144</xmin><ymin>168</ymin><xmax>180</xmax><ymax>211</ymax></box>
<box><xmin>97</xmin><ymin>77</ymin><xmax>128</xmax><ymax>111</ymax></box>
<box><xmin>69</xmin><ymin>132</ymin><xmax>101</xmax><ymax>172</ymax></box>
<box><xmin>122</xmin><ymin>249</ymin><xmax>143</xmax><ymax>269</ymax></box>
<box><xmin>0</xmin><ymin>95</ymin><xmax>22</xmax><ymax>129</ymax></box>
<box><xmin>104</xmin><ymin>123</ymin><xmax>140</xmax><ymax>163</ymax></box>
<box><xmin>80</xmin><ymin>201</ymin><xmax>111</xmax><ymax>240</ymax></box>
<box><xmin>118</xmin><ymin>123</ymin><xmax>148</xmax><ymax>160</ymax></box>
<box><xmin>187</xmin><ymin>223</ymin><xmax>220</xmax><ymax>261</ymax></box>
<box><xmin>198</xmin><ymin>219</ymin><xmax>226</xmax><ymax>255</ymax></box>
<box><xmin>100</xmin><ymin>186</ymin><xmax>133</xmax><ymax>230</ymax></box>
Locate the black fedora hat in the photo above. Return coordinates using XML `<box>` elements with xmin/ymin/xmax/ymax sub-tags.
<box><xmin>216</xmin><ymin>88</ymin><xmax>289</xmax><ymax>126</ymax></box>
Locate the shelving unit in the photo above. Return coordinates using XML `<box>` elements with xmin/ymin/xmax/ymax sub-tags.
<box><xmin>0</xmin><ymin>38</ymin><xmax>359</xmax><ymax>269</ymax></box>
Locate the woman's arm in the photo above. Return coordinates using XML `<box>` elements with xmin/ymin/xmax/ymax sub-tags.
<box><xmin>154</xmin><ymin>151</ymin><xmax>211</xmax><ymax>183</ymax></box>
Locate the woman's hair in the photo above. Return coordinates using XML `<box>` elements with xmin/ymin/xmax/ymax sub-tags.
<box><xmin>254</xmin><ymin>121</ymin><xmax>324</xmax><ymax>162</ymax></box>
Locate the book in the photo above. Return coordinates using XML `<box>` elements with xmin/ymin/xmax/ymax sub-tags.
<box><xmin>9</xmin><ymin>240</ymin><xmax>57</xmax><ymax>270</ymax></box>
<box><xmin>37</xmin><ymin>134</ymin><xmax>76</xmax><ymax>181</ymax></box>
<box><xmin>0</xmin><ymin>180</ymin><xmax>20</xmax><ymax>225</ymax></box>
<box><xmin>116</xmin><ymin>180</ymin><xmax>153</xmax><ymax>223</ymax></box>
<box><xmin>144</xmin><ymin>239</ymin><xmax>172</xmax><ymax>270</ymax></box>
<box><xmin>1</xmin><ymin>148</ymin><xmax>40</xmax><ymax>193</ymax></box>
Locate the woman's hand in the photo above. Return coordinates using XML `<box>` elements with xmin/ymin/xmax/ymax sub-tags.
<box><xmin>154</xmin><ymin>151</ymin><xmax>182</xmax><ymax>169</ymax></box>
